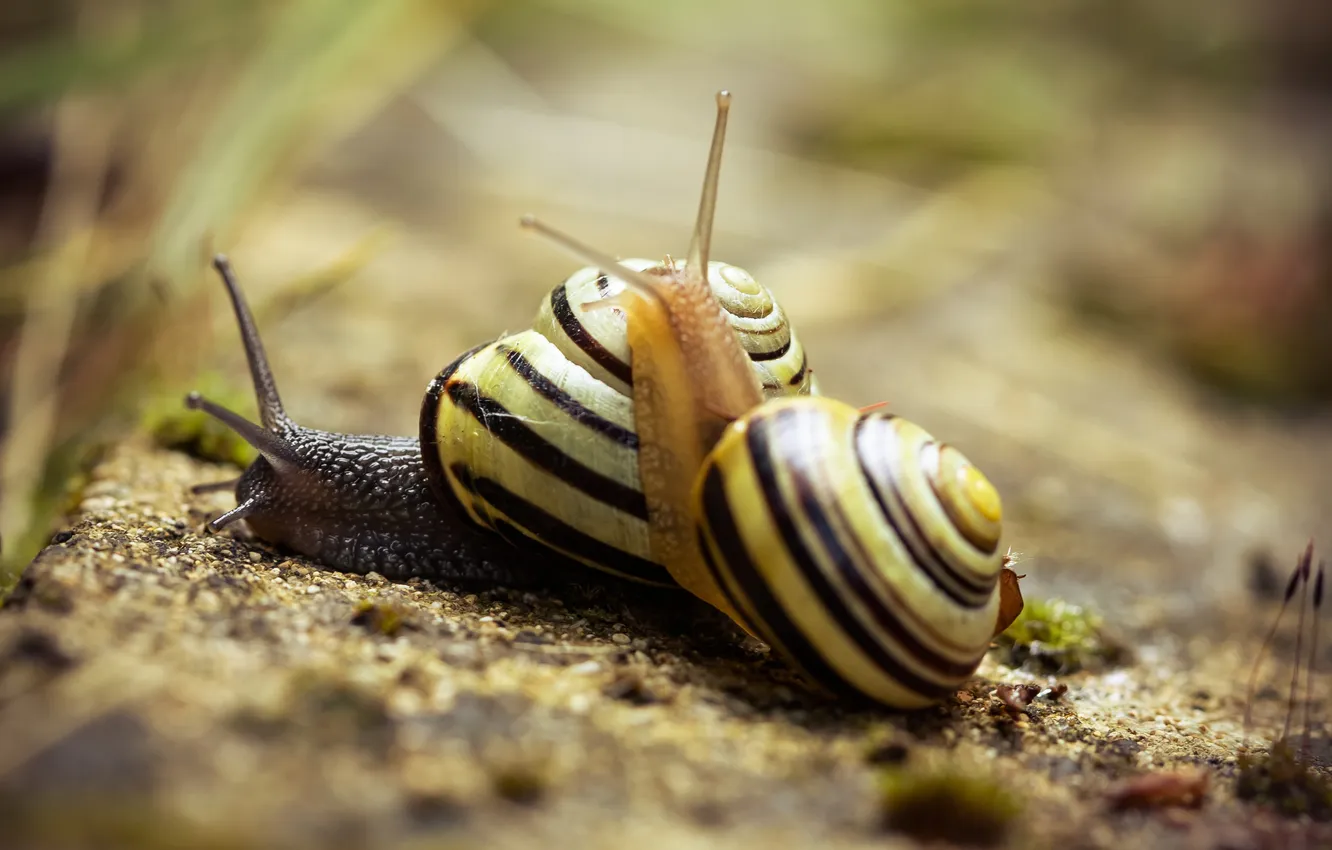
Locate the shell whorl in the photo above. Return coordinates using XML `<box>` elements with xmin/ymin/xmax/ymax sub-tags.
<box><xmin>691</xmin><ymin>396</ymin><xmax>1006</xmax><ymax>709</ymax></box>
<box><xmin>425</xmin><ymin>263</ymin><xmax>817</xmax><ymax>585</ymax></box>
<box><xmin>532</xmin><ymin>260</ymin><xmax>817</xmax><ymax>399</ymax></box>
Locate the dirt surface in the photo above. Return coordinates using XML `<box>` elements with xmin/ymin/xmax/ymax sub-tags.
<box><xmin>0</xmin><ymin>429</ymin><xmax>1327</xmax><ymax>850</ymax></box>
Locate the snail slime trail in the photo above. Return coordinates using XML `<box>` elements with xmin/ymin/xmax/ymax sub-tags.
<box><xmin>188</xmin><ymin>91</ymin><xmax>1023</xmax><ymax>710</ymax></box>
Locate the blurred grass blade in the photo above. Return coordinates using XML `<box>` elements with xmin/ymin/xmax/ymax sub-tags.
<box><xmin>145</xmin><ymin>0</ymin><xmax>487</xmax><ymax>292</ymax></box>
<box><xmin>0</xmin><ymin>2</ymin><xmax>259</xmax><ymax>114</ymax></box>
<box><xmin>0</xmin><ymin>95</ymin><xmax>110</xmax><ymax>581</ymax></box>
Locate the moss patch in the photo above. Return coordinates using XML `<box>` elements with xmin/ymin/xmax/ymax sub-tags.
<box><xmin>350</xmin><ymin>599</ymin><xmax>407</xmax><ymax>637</ymax></box>
<box><xmin>877</xmin><ymin>763</ymin><xmax>1022</xmax><ymax>847</ymax></box>
<box><xmin>141</xmin><ymin>371</ymin><xmax>256</xmax><ymax>469</ymax></box>
<box><xmin>994</xmin><ymin>596</ymin><xmax>1129</xmax><ymax>674</ymax></box>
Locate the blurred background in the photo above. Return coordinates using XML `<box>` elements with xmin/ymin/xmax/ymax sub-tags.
<box><xmin>1</xmin><ymin>0</ymin><xmax>1330</xmax><ymax>607</ymax></box>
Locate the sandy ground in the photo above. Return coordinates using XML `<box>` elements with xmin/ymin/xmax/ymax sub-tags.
<box><xmin>0</xmin><ymin>421</ymin><xmax>1327</xmax><ymax>849</ymax></box>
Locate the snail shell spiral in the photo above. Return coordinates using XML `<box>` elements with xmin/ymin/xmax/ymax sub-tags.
<box><xmin>693</xmin><ymin>397</ymin><xmax>1006</xmax><ymax>708</ymax></box>
<box><xmin>533</xmin><ymin>260</ymin><xmax>818</xmax><ymax>398</ymax></box>
<box><xmin>423</xmin><ymin>260</ymin><xmax>817</xmax><ymax>585</ymax></box>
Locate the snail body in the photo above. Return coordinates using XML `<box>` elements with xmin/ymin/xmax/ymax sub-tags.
<box><xmin>188</xmin><ymin>91</ymin><xmax>1021</xmax><ymax>709</ymax></box>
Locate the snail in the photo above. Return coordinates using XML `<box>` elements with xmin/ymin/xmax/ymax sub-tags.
<box><xmin>187</xmin><ymin>91</ymin><xmax>1023</xmax><ymax>709</ymax></box>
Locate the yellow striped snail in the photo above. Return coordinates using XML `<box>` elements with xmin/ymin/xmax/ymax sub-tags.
<box><xmin>187</xmin><ymin>91</ymin><xmax>1023</xmax><ymax>709</ymax></box>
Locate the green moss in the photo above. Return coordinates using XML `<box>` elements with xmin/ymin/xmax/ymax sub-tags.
<box><xmin>350</xmin><ymin>599</ymin><xmax>406</xmax><ymax>637</ymax></box>
<box><xmin>1002</xmin><ymin>597</ymin><xmax>1100</xmax><ymax>649</ymax></box>
<box><xmin>877</xmin><ymin>764</ymin><xmax>1022</xmax><ymax>846</ymax></box>
<box><xmin>1236</xmin><ymin>739</ymin><xmax>1332</xmax><ymax>821</ymax></box>
<box><xmin>141</xmin><ymin>371</ymin><xmax>256</xmax><ymax>469</ymax></box>
<box><xmin>994</xmin><ymin>596</ymin><xmax>1128</xmax><ymax>674</ymax></box>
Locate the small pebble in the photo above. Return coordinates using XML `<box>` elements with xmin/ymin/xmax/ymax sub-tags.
<box><xmin>248</xmin><ymin>551</ymin><xmax>263</xmax><ymax>563</ymax></box>
<box><xmin>80</xmin><ymin>496</ymin><xmax>115</xmax><ymax>513</ymax></box>
<box><xmin>611</xmin><ymin>633</ymin><xmax>631</xmax><ymax>646</ymax></box>
<box><xmin>306</xmin><ymin>586</ymin><xmax>320</xmax><ymax>595</ymax></box>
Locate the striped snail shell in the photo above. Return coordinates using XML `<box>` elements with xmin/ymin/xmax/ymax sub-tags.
<box><xmin>694</xmin><ymin>397</ymin><xmax>1010</xmax><ymax>707</ymax></box>
<box><xmin>533</xmin><ymin>259</ymin><xmax>820</xmax><ymax>399</ymax></box>
<box><xmin>425</xmin><ymin>258</ymin><xmax>819</xmax><ymax>587</ymax></box>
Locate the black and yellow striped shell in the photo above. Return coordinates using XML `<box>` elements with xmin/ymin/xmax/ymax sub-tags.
<box><xmin>534</xmin><ymin>260</ymin><xmax>819</xmax><ymax>399</ymax></box>
<box><xmin>693</xmin><ymin>397</ymin><xmax>1006</xmax><ymax>708</ymax></box>
<box><xmin>423</xmin><ymin>259</ymin><xmax>817</xmax><ymax>586</ymax></box>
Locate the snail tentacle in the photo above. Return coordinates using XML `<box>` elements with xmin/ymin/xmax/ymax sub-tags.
<box><xmin>205</xmin><ymin>496</ymin><xmax>258</xmax><ymax>532</ymax></box>
<box><xmin>189</xmin><ymin>477</ymin><xmax>240</xmax><ymax>495</ymax></box>
<box><xmin>684</xmin><ymin>89</ymin><xmax>731</xmax><ymax>278</ymax></box>
<box><xmin>211</xmin><ymin>254</ymin><xmax>288</xmax><ymax>431</ymax></box>
<box><xmin>185</xmin><ymin>391</ymin><xmax>300</xmax><ymax>469</ymax></box>
<box><xmin>519</xmin><ymin>216</ymin><xmax>671</xmax><ymax>311</ymax></box>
